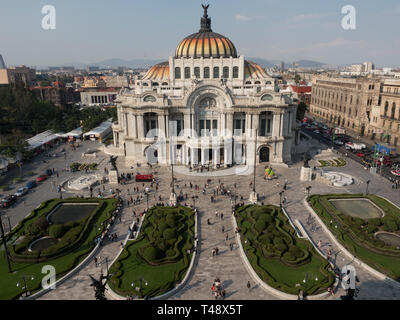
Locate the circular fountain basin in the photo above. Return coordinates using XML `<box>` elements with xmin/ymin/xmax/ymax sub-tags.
<box><xmin>375</xmin><ymin>232</ymin><xmax>400</xmax><ymax>247</ymax></box>
<box><xmin>322</xmin><ymin>172</ymin><xmax>354</xmax><ymax>187</ymax></box>
<box><xmin>67</xmin><ymin>174</ymin><xmax>101</xmax><ymax>191</ymax></box>
<box><xmin>29</xmin><ymin>237</ymin><xmax>58</xmax><ymax>252</ymax></box>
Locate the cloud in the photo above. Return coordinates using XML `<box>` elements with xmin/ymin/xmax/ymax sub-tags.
<box><xmin>235</xmin><ymin>14</ymin><xmax>251</xmax><ymax>21</ymax></box>
<box><xmin>291</xmin><ymin>12</ymin><xmax>336</xmax><ymax>23</ymax></box>
<box><xmin>235</xmin><ymin>14</ymin><xmax>264</xmax><ymax>22</ymax></box>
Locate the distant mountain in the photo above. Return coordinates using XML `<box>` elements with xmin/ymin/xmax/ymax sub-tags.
<box><xmin>294</xmin><ymin>60</ymin><xmax>327</xmax><ymax>68</ymax></box>
<box><xmin>36</xmin><ymin>57</ymin><xmax>327</xmax><ymax>70</ymax></box>
<box><xmin>86</xmin><ymin>58</ymin><xmax>164</xmax><ymax>69</ymax></box>
<box><xmin>246</xmin><ymin>58</ymin><xmax>327</xmax><ymax>69</ymax></box>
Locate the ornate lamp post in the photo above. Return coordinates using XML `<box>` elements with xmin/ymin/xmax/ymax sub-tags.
<box><xmin>279</xmin><ymin>190</ymin><xmax>284</xmax><ymax>208</ymax></box>
<box><xmin>169</xmin><ymin>163</ymin><xmax>177</xmax><ymax>206</ymax></box>
<box><xmin>131</xmin><ymin>276</ymin><xmax>149</xmax><ymax>299</ymax></box>
<box><xmin>365</xmin><ymin>180</ymin><xmax>370</xmax><ymax>195</ymax></box>
<box><xmin>249</xmin><ymin>129</ymin><xmax>258</xmax><ymax>203</ymax></box>
<box><xmin>16</xmin><ymin>275</ymin><xmax>35</xmax><ymax>298</ymax></box>
<box><xmin>306</xmin><ymin>186</ymin><xmax>312</xmax><ymax>197</ymax></box>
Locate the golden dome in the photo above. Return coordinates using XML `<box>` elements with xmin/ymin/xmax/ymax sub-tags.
<box><xmin>175</xmin><ymin>32</ymin><xmax>237</xmax><ymax>59</ymax></box>
<box><xmin>142</xmin><ymin>61</ymin><xmax>169</xmax><ymax>81</ymax></box>
<box><xmin>175</xmin><ymin>5</ymin><xmax>237</xmax><ymax>59</ymax></box>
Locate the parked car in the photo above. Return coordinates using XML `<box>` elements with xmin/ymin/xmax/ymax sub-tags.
<box><xmin>14</xmin><ymin>187</ymin><xmax>28</xmax><ymax>197</ymax></box>
<box><xmin>334</xmin><ymin>140</ymin><xmax>344</xmax><ymax>146</ymax></box>
<box><xmin>26</xmin><ymin>180</ymin><xmax>38</xmax><ymax>189</ymax></box>
<box><xmin>355</xmin><ymin>152</ymin><xmax>366</xmax><ymax>158</ymax></box>
<box><xmin>36</xmin><ymin>174</ymin><xmax>47</xmax><ymax>182</ymax></box>
<box><xmin>1</xmin><ymin>195</ymin><xmax>17</xmax><ymax>208</ymax></box>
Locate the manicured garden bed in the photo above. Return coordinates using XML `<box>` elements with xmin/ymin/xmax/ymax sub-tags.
<box><xmin>235</xmin><ymin>204</ymin><xmax>335</xmax><ymax>296</ymax></box>
<box><xmin>307</xmin><ymin>194</ymin><xmax>400</xmax><ymax>281</ymax></box>
<box><xmin>318</xmin><ymin>158</ymin><xmax>346</xmax><ymax>168</ymax></box>
<box><xmin>108</xmin><ymin>205</ymin><xmax>195</xmax><ymax>298</ymax></box>
<box><xmin>0</xmin><ymin>197</ymin><xmax>118</xmax><ymax>300</ymax></box>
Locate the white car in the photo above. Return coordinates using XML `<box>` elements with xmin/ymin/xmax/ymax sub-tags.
<box><xmin>14</xmin><ymin>187</ymin><xmax>28</xmax><ymax>197</ymax></box>
<box><xmin>334</xmin><ymin>140</ymin><xmax>344</xmax><ymax>146</ymax></box>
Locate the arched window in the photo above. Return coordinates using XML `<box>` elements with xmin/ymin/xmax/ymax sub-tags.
<box><xmin>162</xmin><ymin>82</ymin><xmax>168</xmax><ymax>86</ymax></box>
<box><xmin>204</xmin><ymin>67</ymin><xmax>210</xmax><ymax>79</ymax></box>
<box><xmin>152</xmin><ymin>82</ymin><xmax>159</xmax><ymax>86</ymax></box>
<box><xmin>213</xmin><ymin>67</ymin><xmax>219</xmax><ymax>79</ymax></box>
<box><xmin>255</xmin><ymin>81</ymin><xmax>261</xmax><ymax>85</ymax></box>
<box><xmin>223</xmin><ymin>66</ymin><xmax>229</xmax><ymax>78</ymax></box>
<box><xmin>184</xmin><ymin>67</ymin><xmax>190</xmax><ymax>79</ymax></box>
<box><xmin>233</xmin><ymin>66</ymin><xmax>239</xmax><ymax>78</ymax></box>
<box><xmin>384</xmin><ymin>101</ymin><xmax>389</xmax><ymax>117</ymax></box>
<box><xmin>391</xmin><ymin>103</ymin><xmax>396</xmax><ymax>119</ymax></box>
<box><xmin>175</xmin><ymin>67</ymin><xmax>181</xmax><ymax>79</ymax></box>
<box><xmin>194</xmin><ymin>67</ymin><xmax>200</xmax><ymax>78</ymax></box>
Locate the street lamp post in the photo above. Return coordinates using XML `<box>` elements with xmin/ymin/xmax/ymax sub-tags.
<box><xmin>146</xmin><ymin>193</ymin><xmax>149</xmax><ymax>211</ymax></box>
<box><xmin>365</xmin><ymin>180</ymin><xmax>371</xmax><ymax>195</ymax></box>
<box><xmin>17</xmin><ymin>275</ymin><xmax>35</xmax><ymax>298</ymax></box>
<box><xmin>131</xmin><ymin>276</ymin><xmax>148</xmax><ymax>299</ymax></box>
<box><xmin>306</xmin><ymin>186</ymin><xmax>312</xmax><ymax>197</ymax></box>
<box><xmin>279</xmin><ymin>191</ymin><xmax>284</xmax><ymax>208</ymax></box>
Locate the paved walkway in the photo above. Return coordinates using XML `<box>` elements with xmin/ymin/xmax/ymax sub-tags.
<box><xmin>5</xmin><ymin>138</ymin><xmax>400</xmax><ymax>300</ymax></box>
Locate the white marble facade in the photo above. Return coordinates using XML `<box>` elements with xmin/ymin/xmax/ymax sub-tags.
<box><xmin>111</xmin><ymin>7</ymin><xmax>297</xmax><ymax>168</ymax></box>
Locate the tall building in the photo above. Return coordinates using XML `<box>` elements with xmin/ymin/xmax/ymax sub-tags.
<box><xmin>111</xmin><ymin>6</ymin><xmax>298</xmax><ymax>167</ymax></box>
<box><xmin>0</xmin><ymin>54</ymin><xmax>5</xmax><ymax>69</ymax></box>
<box><xmin>369</xmin><ymin>79</ymin><xmax>400</xmax><ymax>146</ymax></box>
<box><xmin>310</xmin><ymin>76</ymin><xmax>381</xmax><ymax>136</ymax></box>
<box><xmin>0</xmin><ymin>65</ymin><xmax>36</xmax><ymax>86</ymax></box>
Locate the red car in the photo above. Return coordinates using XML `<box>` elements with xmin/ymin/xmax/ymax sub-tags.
<box><xmin>36</xmin><ymin>174</ymin><xmax>48</xmax><ymax>182</ymax></box>
<box><xmin>135</xmin><ymin>174</ymin><xmax>153</xmax><ymax>182</ymax></box>
<box><xmin>355</xmin><ymin>152</ymin><xmax>365</xmax><ymax>158</ymax></box>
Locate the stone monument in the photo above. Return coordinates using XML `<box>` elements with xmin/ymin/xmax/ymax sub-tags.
<box><xmin>300</xmin><ymin>153</ymin><xmax>313</xmax><ymax>182</ymax></box>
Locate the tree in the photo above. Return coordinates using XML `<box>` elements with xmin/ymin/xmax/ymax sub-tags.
<box><xmin>294</xmin><ymin>73</ymin><xmax>302</xmax><ymax>85</ymax></box>
<box><xmin>296</xmin><ymin>102</ymin><xmax>308</xmax><ymax>121</ymax></box>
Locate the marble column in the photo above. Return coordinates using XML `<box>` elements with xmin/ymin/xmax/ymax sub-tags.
<box><xmin>137</xmin><ymin>114</ymin><xmax>144</xmax><ymax>138</ymax></box>
<box><xmin>158</xmin><ymin>114</ymin><xmax>165</xmax><ymax>138</ymax></box>
<box><xmin>227</xmin><ymin>113</ymin><xmax>233</xmax><ymax>137</ymax></box>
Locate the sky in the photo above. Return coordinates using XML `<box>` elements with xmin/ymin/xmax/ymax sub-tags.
<box><xmin>0</xmin><ymin>0</ymin><xmax>399</xmax><ymax>67</ymax></box>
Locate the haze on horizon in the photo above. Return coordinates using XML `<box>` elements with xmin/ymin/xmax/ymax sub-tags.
<box><xmin>0</xmin><ymin>0</ymin><xmax>399</xmax><ymax>68</ymax></box>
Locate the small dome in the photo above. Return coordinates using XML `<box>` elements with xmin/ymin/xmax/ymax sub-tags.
<box><xmin>142</xmin><ymin>61</ymin><xmax>169</xmax><ymax>80</ymax></box>
<box><xmin>244</xmin><ymin>60</ymin><xmax>269</xmax><ymax>79</ymax></box>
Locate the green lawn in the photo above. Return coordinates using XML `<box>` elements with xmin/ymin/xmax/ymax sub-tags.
<box><xmin>236</xmin><ymin>204</ymin><xmax>335</xmax><ymax>296</ymax></box>
<box><xmin>308</xmin><ymin>194</ymin><xmax>400</xmax><ymax>281</ymax></box>
<box><xmin>108</xmin><ymin>205</ymin><xmax>195</xmax><ymax>298</ymax></box>
<box><xmin>0</xmin><ymin>197</ymin><xmax>118</xmax><ymax>300</ymax></box>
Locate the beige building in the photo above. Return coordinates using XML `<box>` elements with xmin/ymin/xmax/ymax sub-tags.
<box><xmin>369</xmin><ymin>79</ymin><xmax>400</xmax><ymax>147</ymax></box>
<box><xmin>0</xmin><ymin>66</ymin><xmax>36</xmax><ymax>86</ymax></box>
<box><xmin>310</xmin><ymin>76</ymin><xmax>381</xmax><ymax>136</ymax></box>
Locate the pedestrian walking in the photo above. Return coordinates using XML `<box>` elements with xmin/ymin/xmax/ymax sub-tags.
<box><xmin>318</xmin><ymin>240</ymin><xmax>322</xmax><ymax>249</ymax></box>
<box><xmin>229</xmin><ymin>242</ymin><xmax>234</xmax><ymax>251</ymax></box>
<box><xmin>221</xmin><ymin>213</ymin><xmax>224</xmax><ymax>220</ymax></box>
<box><xmin>215</xmin><ymin>211</ymin><xmax>218</xmax><ymax>218</ymax></box>
<box><xmin>247</xmin><ymin>281</ymin><xmax>251</xmax><ymax>292</ymax></box>
<box><xmin>225</xmin><ymin>233</ymin><xmax>229</xmax><ymax>241</ymax></box>
<box><xmin>94</xmin><ymin>257</ymin><xmax>98</xmax><ymax>267</ymax></box>
<box><xmin>221</xmin><ymin>225</ymin><xmax>225</xmax><ymax>233</ymax></box>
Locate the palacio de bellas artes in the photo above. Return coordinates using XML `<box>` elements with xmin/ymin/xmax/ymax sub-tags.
<box><xmin>108</xmin><ymin>5</ymin><xmax>298</xmax><ymax>169</ymax></box>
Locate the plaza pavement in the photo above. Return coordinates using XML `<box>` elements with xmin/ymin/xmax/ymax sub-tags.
<box><xmin>2</xmin><ymin>139</ymin><xmax>400</xmax><ymax>300</ymax></box>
